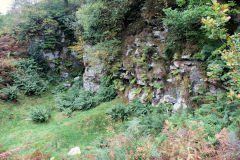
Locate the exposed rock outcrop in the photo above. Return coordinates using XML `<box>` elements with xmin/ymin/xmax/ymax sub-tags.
<box><xmin>78</xmin><ymin>8</ymin><xmax>219</xmax><ymax>110</ymax></box>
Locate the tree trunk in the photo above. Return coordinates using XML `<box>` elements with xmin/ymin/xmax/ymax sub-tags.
<box><xmin>64</xmin><ymin>0</ymin><xmax>68</xmax><ymax>8</ymax></box>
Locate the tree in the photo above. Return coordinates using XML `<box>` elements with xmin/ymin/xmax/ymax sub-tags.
<box><xmin>64</xmin><ymin>0</ymin><xmax>68</xmax><ymax>8</ymax></box>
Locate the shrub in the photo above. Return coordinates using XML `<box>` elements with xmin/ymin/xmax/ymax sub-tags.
<box><xmin>128</xmin><ymin>99</ymin><xmax>150</xmax><ymax>116</ymax></box>
<box><xmin>95</xmin><ymin>76</ymin><xmax>117</xmax><ymax>102</ymax></box>
<box><xmin>56</xmin><ymin>76</ymin><xmax>116</xmax><ymax>114</ymax></box>
<box><xmin>136</xmin><ymin>103</ymin><xmax>172</xmax><ymax>135</ymax></box>
<box><xmin>193</xmin><ymin>94</ymin><xmax>240</xmax><ymax>143</ymax></box>
<box><xmin>95</xmin><ymin>86</ymin><xmax>117</xmax><ymax>103</ymax></box>
<box><xmin>0</xmin><ymin>85</ymin><xmax>18</xmax><ymax>101</ymax></box>
<box><xmin>163</xmin><ymin>3</ymin><xmax>213</xmax><ymax>55</ymax></box>
<box><xmin>73</xmin><ymin>90</ymin><xmax>96</xmax><ymax>111</ymax></box>
<box><xmin>107</xmin><ymin>105</ymin><xmax>130</xmax><ymax>121</ymax></box>
<box><xmin>52</xmin><ymin>83</ymin><xmax>69</xmax><ymax>94</ymax></box>
<box><xmin>30</xmin><ymin>106</ymin><xmax>50</xmax><ymax>123</ymax></box>
<box><xmin>56</xmin><ymin>88</ymin><xmax>95</xmax><ymax>112</ymax></box>
<box><xmin>15</xmin><ymin>59</ymin><xmax>41</xmax><ymax>72</ymax></box>
<box><xmin>28</xmin><ymin>42</ymin><xmax>49</xmax><ymax>72</ymax></box>
<box><xmin>13</xmin><ymin>71</ymin><xmax>48</xmax><ymax>95</ymax></box>
<box><xmin>76</xmin><ymin>0</ymin><xmax>128</xmax><ymax>43</ymax></box>
<box><xmin>13</xmin><ymin>59</ymin><xmax>48</xmax><ymax>95</ymax></box>
<box><xmin>47</xmin><ymin>73</ymin><xmax>64</xmax><ymax>84</ymax></box>
<box><xmin>139</xmin><ymin>112</ymin><xmax>166</xmax><ymax>135</ymax></box>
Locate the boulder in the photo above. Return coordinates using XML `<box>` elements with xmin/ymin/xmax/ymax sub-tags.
<box><xmin>68</xmin><ymin>147</ymin><xmax>81</xmax><ymax>156</ymax></box>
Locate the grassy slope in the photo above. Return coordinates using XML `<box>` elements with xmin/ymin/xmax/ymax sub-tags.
<box><xmin>0</xmin><ymin>90</ymin><xmax>123</xmax><ymax>159</ymax></box>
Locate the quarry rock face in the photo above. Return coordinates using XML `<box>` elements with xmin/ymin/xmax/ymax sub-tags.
<box><xmin>37</xmin><ymin>30</ymin><xmax>82</xmax><ymax>75</ymax></box>
<box><xmin>82</xmin><ymin>48</ymin><xmax>104</xmax><ymax>92</ymax></box>
<box><xmin>38</xmin><ymin>9</ymin><xmax>216</xmax><ymax>111</ymax></box>
<box><xmin>78</xmin><ymin>13</ymin><xmax>214</xmax><ymax>110</ymax></box>
<box><xmin>111</xmin><ymin>24</ymin><xmax>211</xmax><ymax>109</ymax></box>
<box><xmin>83</xmin><ymin>64</ymin><xmax>104</xmax><ymax>92</ymax></box>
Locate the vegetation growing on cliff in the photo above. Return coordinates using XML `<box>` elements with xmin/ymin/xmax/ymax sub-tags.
<box><xmin>0</xmin><ymin>0</ymin><xmax>240</xmax><ymax>159</ymax></box>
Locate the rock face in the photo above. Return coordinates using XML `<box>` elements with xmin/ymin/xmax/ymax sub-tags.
<box><xmin>83</xmin><ymin>64</ymin><xmax>104</xmax><ymax>92</ymax></box>
<box><xmin>82</xmin><ymin>47</ymin><xmax>104</xmax><ymax>92</ymax></box>
<box><xmin>38</xmin><ymin>8</ymin><xmax>219</xmax><ymax>111</ymax></box>
<box><xmin>77</xmin><ymin>8</ymin><xmax>217</xmax><ymax>110</ymax></box>
<box><xmin>108</xmin><ymin>11</ymin><xmax>212</xmax><ymax>109</ymax></box>
<box><xmin>67</xmin><ymin>147</ymin><xmax>81</xmax><ymax>156</ymax></box>
<box><xmin>36</xmin><ymin>30</ymin><xmax>82</xmax><ymax>76</ymax></box>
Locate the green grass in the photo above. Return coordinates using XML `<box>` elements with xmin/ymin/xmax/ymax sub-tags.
<box><xmin>0</xmin><ymin>90</ymin><xmax>123</xmax><ymax>159</ymax></box>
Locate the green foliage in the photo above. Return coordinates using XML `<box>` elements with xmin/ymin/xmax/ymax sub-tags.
<box><xmin>163</xmin><ymin>5</ymin><xmax>211</xmax><ymax>41</ymax></box>
<box><xmin>136</xmin><ymin>103</ymin><xmax>172</xmax><ymax>135</ymax></box>
<box><xmin>0</xmin><ymin>85</ymin><xmax>19</xmax><ymax>101</ymax></box>
<box><xmin>107</xmin><ymin>105</ymin><xmax>130</xmax><ymax>121</ymax></box>
<box><xmin>56</xmin><ymin>76</ymin><xmax>116</xmax><ymax>114</ymax></box>
<box><xmin>85</xmin><ymin>40</ymin><xmax>122</xmax><ymax>71</ymax></box>
<box><xmin>52</xmin><ymin>83</ymin><xmax>69</xmax><ymax>94</ymax></box>
<box><xmin>13</xmin><ymin>59</ymin><xmax>48</xmax><ymax>95</ymax></box>
<box><xmin>201</xmin><ymin>1</ymin><xmax>240</xmax><ymax>95</ymax></box>
<box><xmin>28</xmin><ymin>42</ymin><xmax>49</xmax><ymax>72</ymax></box>
<box><xmin>142</xmin><ymin>46</ymin><xmax>153</xmax><ymax>55</ymax></box>
<box><xmin>95</xmin><ymin>86</ymin><xmax>117</xmax><ymax>103</ymax></box>
<box><xmin>95</xmin><ymin>76</ymin><xmax>117</xmax><ymax>102</ymax></box>
<box><xmin>113</xmin><ymin>79</ymin><xmax>125</xmax><ymax>91</ymax></box>
<box><xmin>132</xmin><ymin>88</ymin><xmax>142</xmax><ymax>95</ymax></box>
<box><xmin>150</xmin><ymin>83</ymin><xmax>163</xmax><ymax>90</ymax></box>
<box><xmin>56</xmin><ymin>84</ymin><xmax>95</xmax><ymax>112</ymax></box>
<box><xmin>139</xmin><ymin>111</ymin><xmax>166</xmax><ymax>135</ymax></box>
<box><xmin>170</xmin><ymin>69</ymin><xmax>182</xmax><ymax>76</ymax></box>
<box><xmin>176</xmin><ymin>0</ymin><xmax>186</xmax><ymax>7</ymax></box>
<box><xmin>163</xmin><ymin>3</ymin><xmax>213</xmax><ymax>55</ymax></box>
<box><xmin>193</xmin><ymin>40</ymin><xmax>223</xmax><ymax>60</ymax></box>
<box><xmin>41</xmin><ymin>35</ymin><xmax>59</xmax><ymax>49</ymax></box>
<box><xmin>128</xmin><ymin>99</ymin><xmax>150</xmax><ymax>116</ymax></box>
<box><xmin>0</xmin><ymin>0</ymin><xmax>76</xmax><ymax>48</ymax></box>
<box><xmin>107</xmin><ymin>99</ymin><xmax>173</xmax><ymax>135</ymax></box>
<box><xmin>30</xmin><ymin>106</ymin><xmax>51</xmax><ymax>123</ymax></box>
<box><xmin>76</xmin><ymin>0</ymin><xmax>129</xmax><ymax>43</ymax></box>
<box><xmin>194</xmin><ymin>94</ymin><xmax>240</xmax><ymax>143</ymax></box>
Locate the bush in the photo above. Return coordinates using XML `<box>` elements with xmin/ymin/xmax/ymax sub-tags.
<box><xmin>52</xmin><ymin>84</ymin><xmax>69</xmax><ymax>94</ymax></box>
<box><xmin>163</xmin><ymin>4</ymin><xmax>213</xmax><ymax>54</ymax></box>
<box><xmin>95</xmin><ymin>86</ymin><xmax>117</xmax><ymax>103</ymax></box>
<box><xmin>56</xmin><ymin>76</ymin><xmax>116</xmax><ymax>114</ymax></box>
<box><xmin>128</xmin><ymin>99</ymin><xmax>150</xmax><ymax>116</ymax></box>
<box><xmin>76</xmin><ymin>0</ymin><xmax>128</xmax><ymax>43</ymax></box>
<box><xmin>193</xmin><ymin>94</ymin><xmax>240</xmax><ymax>143</ymax></box>
<box><xmin>73</xmin><ymin>90</ymin><xmax>96</xmax><ymax>110</ymax></box>
<box><xmin>136</xmin><ymin>103</ymin><xmax>172</xmax><ymax>135</ymax></box>
<box><xmin>13</xmin><ymin>59</ymin><xmax>48</xmax><ymax>95</ymax></box>
<box><xmin>107</xmin><ymin>105</ymin><xmax>130</xmax><ymax>121</ymax></box>
<box><xmin>95</xmin><ymin>76</ymin><xmax>117</xmax><ymax>102</ymax></box>
<box><xmin>28</xmin><ymin>42</ymin><xmax>49</xmax><ymax>72</ymax></box>
<box><xmin>30</xmin><ymin>106</ymin><xmax>50</xmax><ymax>123</ymax></box>
<box><xmin>139</xmin><ymin>112</ymin><xmax>166</xmax><ymax>135</ymax></box>
<box><xmin>0</xmin><ymin>85</ymin><xmax>18</xmax><ymax>101</ymax></box>
<box><xmin>56</xmin><ymin>88</ymin><xmax>95</xmax><ymax>112</ymax></box>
